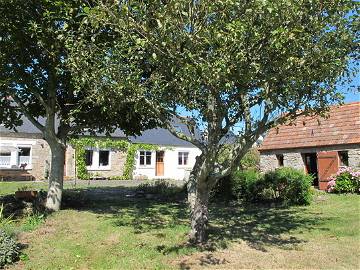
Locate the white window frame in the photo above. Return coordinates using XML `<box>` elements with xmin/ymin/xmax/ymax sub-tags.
<box><xmin>178</xmin><ymin>151</ymin><xmax>189</xmax><ymax>167</ymax></box>
<box><xmin>84</xmin><ymin>149</ymin><xmax>94</xmax><ymax>167</ymax></box>
<box><xmin>85</xmin><ymin>148</ymin><xmax>112</xmax><ymax>171</ymax></box>
<box><xmin>0</xmin><ymin>143</ymin><xmax>33</xmax><ymax>169</ymax></box>
<box><xmin>98</xmin><ymin>150</ymin><xmax>111</xmax><ymax>169</ymax></box>
<box><xmin>138</xmin><ymin>150</ymin><xmax>152</xmax><ymax>167</ymax></box>
<box><xmin>17</xmin><ymin>145</ymin><xmax>32</xmax><ymax>169</ymax></box>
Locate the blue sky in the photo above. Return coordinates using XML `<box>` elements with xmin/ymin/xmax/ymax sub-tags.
<box><xmin>344</xmin><ymin>91</ymin><xmax>359</xmax><ymax>102</ymax></box>
<box><xmin>342</xmin><ymin>73</ymin><xmax>360</xmax><ymax>103</ymax></box>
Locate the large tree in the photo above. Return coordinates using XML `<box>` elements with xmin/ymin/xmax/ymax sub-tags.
<box><xmin>69</xmin><ymin>0</ymin><xmax>358</xmax><ymax>244</ymax></box>
<box><xmin>0</xmin><ymin>0</ymin><xmax>159</xmax><ymax>211</ymax></box>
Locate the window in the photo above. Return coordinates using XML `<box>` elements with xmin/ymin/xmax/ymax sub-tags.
<box><xmin>339</xmin><ymin>151</ymin><xmax>349</xmax><ymax>166</ymax></box>
<box><xmin>18</xmin><ymin>147</ymin><xmax>31</xmax><ymax>167</ymax></box>
<box><xmin>178</xmin><ymin>152</ymin><xmax>189</xmax><ymax>166</ymax></box>
<box><xmin>99</xmin><ymin>150</ymin><xmax>110</xmax><ymax>167</ymax></box>
<box><xmin>139</xmin><ymin>151</ymin><xmax>152</xmax><ymax>165</ymax></box>
<box><xmin>276</xmin><ymin>154</ymin><xmax>284</xmax><ymax>167</ymax></box>
<box><xmin>0</xmin><ymin>151</ymin><xmax>11</xmax><ymax>167</ymax></box>
<box><xmin>85</xmin><ymin>150</ymin><xmax>93</xmax><ymax>166</ymax></box>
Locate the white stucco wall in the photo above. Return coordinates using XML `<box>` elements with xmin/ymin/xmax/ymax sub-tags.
<box><xmin>133</xmin><ymin>146</ymin><xmax>202</xmax><ymax>180</ymax></box>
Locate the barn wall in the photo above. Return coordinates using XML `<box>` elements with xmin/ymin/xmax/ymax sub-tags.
<box><xmin>259</xmin><ymin>144</ymin><xmax>360</xmax><ymax>189</ymax></box>
<box><xmin>348</xmin><ymin>148</ymin><xmax>360</xmax><ymax>169</ymax></box>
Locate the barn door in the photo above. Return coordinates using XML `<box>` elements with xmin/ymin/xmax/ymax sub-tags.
<box><xmin>317</xmin><ymin>151</ymin><xmax>339</xmax><ymax>190</ymax></box>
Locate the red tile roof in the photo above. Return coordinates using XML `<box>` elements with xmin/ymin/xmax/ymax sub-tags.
<box><xmin>259</xmin><ymin>102</ymin><xmax>360</xmax><ymax>151</ymax></box>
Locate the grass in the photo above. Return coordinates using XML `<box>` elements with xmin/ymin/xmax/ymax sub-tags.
<box><xmin>0</xmin><ymin>181</ymin><xmax>119</xmax><ymax>196</ymax></box>
<box><xmin>0</xmin><ymin>182</ymin><xmax>47</xmax><ymax>196</ymax></box>
<box><xmin>0</xmin><ymin>182</ymin><xmax>359</xmax><ymax>269</ymax></box>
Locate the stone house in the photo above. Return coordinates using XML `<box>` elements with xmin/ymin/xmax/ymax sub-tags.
<box><xmin>259</xmin><ymin>102</ymin><xmax>360</xmax><ymax>190</ymax></box>
<box><xmin>0</xmin><ymin>118</ymin><xmax>201</xmax><ymax>181</ymax></box>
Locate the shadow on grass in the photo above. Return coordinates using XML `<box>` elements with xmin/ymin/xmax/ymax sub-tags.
<box><xmin>59</xmin><ymin>186</ymin><xmax>331</xmax><ymax>267</ymax></box>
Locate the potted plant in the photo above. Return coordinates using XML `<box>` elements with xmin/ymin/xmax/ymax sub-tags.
<box><xmin>14</xmin><ymin>186</ymin><xmax>38</xmax><ymax>200</ymax></box>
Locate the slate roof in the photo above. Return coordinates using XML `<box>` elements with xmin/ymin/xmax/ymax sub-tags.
<box><xmin>0</xmin><ymin>116</ymin><xmax>198</xmax><ymax>147</ymax></box>
<box><xmin>259</xmin><ymin>102</ymin><xmax>360</xmax><ymax>151</ymax></box>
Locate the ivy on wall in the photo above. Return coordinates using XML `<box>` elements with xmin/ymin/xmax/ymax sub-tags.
<box><xmin>69</xmin><ymin>138</ymin><xmax>159</xmax><ymax>180</ymax></box>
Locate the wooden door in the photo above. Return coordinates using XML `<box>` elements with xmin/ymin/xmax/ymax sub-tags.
<box><xmin>156</xmin><ymin>151</ymin><xmax>164</xmax><ymax>176</ymax></box>
<box><xmin>317</xmin><ymin>151</ymin><xmax>339</xmax><ymax>190</ymax></box>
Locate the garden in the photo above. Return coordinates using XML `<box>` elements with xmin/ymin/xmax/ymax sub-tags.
<box><xmin>1</xmin><ymin>165</ymin><xmax>359</xmax><ymax>269</ymax></box>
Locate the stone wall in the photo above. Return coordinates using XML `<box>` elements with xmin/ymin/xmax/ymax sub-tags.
<box><xmin>259</xmin><ymin>153</ymin><xmax>279</xmax><ymax>173</ymax></box>
<box><xmin>0</xmin><ymin>134</ymin><xmax>51</xmax><ymax>180</ymax></box>
<box><xmin>86</xmin><ymin>150</ymin><xmax>127</xmax><ymax>178</ymax></box>
<box><xmin>259</xmin><ymin>143</ymin><xmax>360</xmax><ymax>173</ymax></box>
<box><xmin>65</xmin><ymin>145</ymin><xmax>76</xmax><ymax>179</ymax></box>
<box><xmin>348</xmin><ymin>148</ymin><xmax>360</xmax><ymax>169</ymax></box>
<box><xmin>1</xmin><ymin>133</ymin><xmax>128</xmax><ymax>180</ymax></box>
<box><xmin>31</xmin><ymin>138</ymin><xmax>51</xmax><ymax>180</ymax></box>
<box><xmin>283</xmin><ymin>153</ymin><xmax>304</xmax><ymax>170</ymax></box>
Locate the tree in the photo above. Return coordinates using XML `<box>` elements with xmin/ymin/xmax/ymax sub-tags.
<box><xmin>0</xmin><ymin>0</ymin><xmax>159</xmax><ymax>211</ymax></box>
<box><xmin>70</xmin><ymin>0</ymin><xmax>358</xmax><ymax>244</ymax></box>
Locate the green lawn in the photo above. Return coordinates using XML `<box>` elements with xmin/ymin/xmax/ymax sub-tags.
<box><xmin>0</xmin><ymin>181</ymin><xmax>48</xmax><ymax>196</ymax></box>
<box><xmin>1</xmin><ymin>182</ymin><xmax>359</xmax><ymax>269</ymax></box>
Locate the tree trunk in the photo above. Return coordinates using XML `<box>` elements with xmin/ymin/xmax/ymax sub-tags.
<box><xmin>189</xmin><ymin>181</ymin><xmax>210</xmax><ymax>245</ymax></box>
<box><xmin>187</xmin><ymin>171</ymin><xmax>197</xmax><ymax>211</ymax></box>
<box><xmin>45</xmin><ymin>141</ymin><xmax>65</xmax><ymax>211</ymax></box>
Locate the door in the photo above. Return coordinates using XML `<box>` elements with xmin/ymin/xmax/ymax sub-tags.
<box><xmin>317</xmin><ymin>151</ymin><xmax>339</xmax><ymax>190</ymax></box>
<box><xmin>156</xmin><ymin>151</ymin><xmax>164</xmax><ymax>176</ymax></box>
<box><xmin>303</xmin><ymin>153</ymin><xmax>318</xmax><ymax>187</ymax></box>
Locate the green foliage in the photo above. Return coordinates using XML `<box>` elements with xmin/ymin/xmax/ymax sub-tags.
<box><xmin>21</xmin><ymin>214</ymin><xmax>45</xmax><ymax>232</ymax></box>
<box><xmin>240</xmin><ymin>149</ymin><xmax>260</xmax><ymax>170</ymax></box>
<box><xmin>0</xmin><ymin>0</ymin><xmax>160</xmax><ymax>135</ymax></box>
<box><xmin>123</xmin><ymin>143</ymin><xmax>160</xmax><ymax>180</ymax></box>
<box><xmin>70</xmin><ymin>138</ymin><xmax>159</xmax><ymax>180</ymax></box>
<box><xmin>0</xmin><ymin>204</ymin><xmax>15</xmax><ymax>236</ymax></box>
<box><xmin>264</xmin><ymin>167</ymin><xmax>313</xmax><ymax>205</ymax></box>
<box><xmin>232</xmin><ymin>169</ymin><xmax>264</xmax><ymax>202</ymax></box>
<box><xmin>0</xmin><ymin>230</ymin><xmax>20</xmax><ymax>268</ymax></box>
<box><xmin>328</xmin><ymin>167</ymin><xmax>360</xmax><ymax>193</ymax></box>
<box><xmin>0</xmin><ymin>204</ymin><xmax>13</xmax><ymax>228</ymax></box>
<box><xmin>70</xmin><ymin>138</ymin><xmax>129</xmax><ymax>180</ymax></box>
<box><xmin>136</xmin><ymin>180</ymin><xmax>185</xmax><ymax>198</ymax></box>
<box><xmin>334</xmin><ymin>172</ymin><xmax>357</xmax><ymax>193</ymax></box>
<box><xmin>231</xmin><ymin>167</ymin><xmax>313</xmax><ymax>205</ymax></box>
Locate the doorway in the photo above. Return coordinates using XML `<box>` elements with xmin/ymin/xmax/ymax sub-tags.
<box><xmin>303</xmin><ymin>153</ymin><xmax>319</xmax><ymax>186</ymax></box>
<box><xmin>155</xmin><ymin>151</ymin><xmax>164</xmax><ymax>176</ymax></box>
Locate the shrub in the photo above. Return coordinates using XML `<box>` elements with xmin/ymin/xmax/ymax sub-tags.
<box><xmin>231</xmin><ymin>169</ymin><xmax>264</xmax><ymax>202</ymax></box>
<box><xmin>136</xmin><ymin>180</ymin><xmax>185</xmax><ymax>199</ymax></box>
<box><xmin>265</xmin><ymin>167</ymin><xmax>313</xmax><ymax>205</ymax></box>
<box><xmin>0</xmin><ymin>230</ymin><xmax>20</xmax><ymax>268</ymax></box>
<box><xmin>231</xmin><ymin>167</ymin><xmax>313</xmax><ymax>205</ymax></box>
<box><xmin>327</xmin><ymin>167</ymin><xmax>360</xmax><ymax>193</ymax></box>
<box><xmin>240</xmin><ymin>148</ymin><xmax>260</xmax><ymax>170</ymax></box>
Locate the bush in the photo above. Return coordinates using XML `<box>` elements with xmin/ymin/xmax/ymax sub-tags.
<box><xmin>231</xmin><ymin>169</ymin><xmax>264</xmax><ymax>202</ymax></box>
<box><xmin>240</xmin><ymin>148</ymin><xmax>260</xmax><ymax>170</ymax></box>
<box><xmin>0</xmin><ymin>230</ymin><xmax>20</xmax><ymax>268</ymax></box>
<box><xmin>231</xmin><ymin>167</ymin><xmax>313</xmax><ymax>205</ymax></box>
<box><xmin>265</xmin><ymin>167</ymin><xmax>313</xmax><ymax>205</ymax></box>
<box><xmin>136</xmin><ymin>180</ymin><xmax>185</xmax><ymax>199</ymax></box>
<box><xmin>327</xmin><ymin>167</ymin><xmax>360</xmax><ymax>193</ymax></box>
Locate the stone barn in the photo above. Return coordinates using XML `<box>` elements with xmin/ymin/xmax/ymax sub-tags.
<box><xmin>259</xmin><ymin>102</ymin><xmax>360</xmax><ymax>190</ymax></box>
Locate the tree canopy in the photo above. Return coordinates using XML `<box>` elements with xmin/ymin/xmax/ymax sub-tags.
<box><xmin>71</xmin><ymin>0</ymin><xmax>358</xmax><ymax>244</ymax></box>
<box><xmin>0</xmin><ymin>0</ymin><xmax>159</xmax><ymax>210</ymax></box>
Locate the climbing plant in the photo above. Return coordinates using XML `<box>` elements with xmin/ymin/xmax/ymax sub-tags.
<box><xmin>69</xmin><ymin>138</ymin><xmax>159</xmax><ymax>180</ymax></box>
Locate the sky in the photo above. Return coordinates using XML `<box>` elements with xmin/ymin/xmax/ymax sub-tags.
<box><xmin>344</xmin><ymin>91</ymin><xmax>359</xmax><ymax>103</ymax></box>
<box><xmin>342</xmin><ymin>73</ymin><xmax>360</xmax><ymax>103</ymax></box>
<box><xmin>340</xmin><ymin>60</ymin><xmax>360</xmax><ymax>102</ymax></box>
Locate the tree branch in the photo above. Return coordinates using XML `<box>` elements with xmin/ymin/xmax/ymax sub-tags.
<box><xmin>10</xmin><ymin>94</ymin><xmax>45</xmax><ymax>132</ymax></box>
